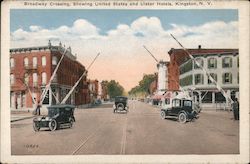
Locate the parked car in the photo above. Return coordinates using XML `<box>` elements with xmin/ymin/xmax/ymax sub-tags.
<box><xmin>33</xmin><ymin>104</ymin><xmax>75</xmax><ymax>131</ymax></box>
<box><xmin>160</xmin><ymin>98</ymin><xmax>199</xmax><ymax>123</ymax></box>
<box><xmin>113</xmin><ymin>96</ymin><xmax>128</xmax><ymax>113</ymax></box>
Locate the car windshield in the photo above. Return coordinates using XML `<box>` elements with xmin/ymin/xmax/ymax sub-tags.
<box><xmin>183</xmin><ymin>100</ymin><xmax>192</xmax><ymax>107</ymax></box>
<box><xmin>115</xmin><ymin>97</ymin><xmax>127</xmax><ymax>102</ymax></box>
<box><xmin>48</xmin><ymin>108</ymin><xmax>59</xmax><ymax>117</ymax></box>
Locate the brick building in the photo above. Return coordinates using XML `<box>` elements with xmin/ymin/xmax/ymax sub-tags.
<box><xmin>168</xmin><ymin>46</ymin><xmax>239</xmax><ymax>109</ymax></box>
<box><xmin>88</xmin><ymin>79</ymin><xmax>99</xmax><ymax>103</ymax></box>
<box><xmin>10</xmin><ymin>41</ymin><xmax>89</xmax><ymax>110</ymax></box>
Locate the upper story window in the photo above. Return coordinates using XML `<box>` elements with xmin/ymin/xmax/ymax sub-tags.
<box><xmin>208</xmin><ymin>58</ymin><xmax>217</xmax><ymax>69</ymax></box>
<box><xmin>222</xmin><ymin>57</ymin><xmax>232</xmax><ymax>68</ymax></box>
<box><xmin>237</xmin><ymin>72</ymin><xmax>239</xmax><ymax>84</ymax></box>
<box><xmin>24</xmin><ymin>73</ymin><xmax>29</xmax><ymax>85</ymax></box>
<box><xmin>208</xmin><ymin>73</ymin><xmax>217</xmax><ymax>84</ymax></box>
<box><xmin>222</xmin><ymin>72</ymin><xmax>232</xmax><ymax>84</ymax></box>
<box><xmin>194</xmin><ymin>58</ymin><xmax>203</xmax><ymax>69</ymax></box>
<box><xmin>52</xmin><ymin>56</ymin><xmax>57</xmax><ymax>65</ymax></box>
<box><xmin>237</xmin><ymin>56</ymin><xmax>239</xmax><ymax>67</ymax></box>
<box><xmin>42</xmin><ymin>72</ymin><xmax>47</xmax><ymax>85</ymax></box>
<box><xmin>42</xmin><ymin>56</ymin><xmax>46</xmax><ymax>66</ymax></box>
<box><xmin>195</xmin><ymin>74</ymin><xmax>204</xmax><ymax>85</ymax></box>
<box><xmin>10</xmin><ymin>74</ymin><xmax>15</xmax><ymax>85</ymax></box>
<box><xmin>24</xmin><ymin>57</ymin><xmax>29</xmax><ymax>67</ymax></box>
<box><xmin>33</xmin><ymin>57</ymin><xmax>37</xmax><ymax>68</ymax></box>
<box><xmin>33</xmin><ymin>73</ymin><xmax>38</xmax><ymax>86</ymax></box>
<box><xmin>10</xmin><ymin>58</ymin><xmax>15</xmax><ymax>68</ymax></box>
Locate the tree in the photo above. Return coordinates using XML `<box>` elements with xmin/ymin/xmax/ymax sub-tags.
<box><xmin>106</xmin><ymin>80</ymin><xmax>124</xmax><ymax>99</ymax></box>
<box><xmin>128</xmin><ymin>73</ymin><xmax>157</xmax><ymax>96</ymax></box>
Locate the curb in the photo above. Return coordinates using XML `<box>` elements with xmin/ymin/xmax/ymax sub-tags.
<box><xmin>11</xmin><ymin>116</ymin><xmax>35</xmax><ymax>122</ymax></box>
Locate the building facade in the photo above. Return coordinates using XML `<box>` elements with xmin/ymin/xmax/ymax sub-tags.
<box><xmin>10</xmin><ymin>41</ymin><xmax>89</xmax><ymax>110</ymax></box>
<box><xmin>168</xmin><ymin>47</ymin><xmax>239</xmax><ymax>109</ymax></box>
<box><xmin>88</xmin><ymin>79</ymin><xmax>99</xmax><ymax>103</ymax></box>
<box><xmin>156</xmin><ymin>60</ymin><xmax>169</xmax><ymax>95</ymax></box>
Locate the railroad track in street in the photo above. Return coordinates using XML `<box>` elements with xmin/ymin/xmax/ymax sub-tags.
<box><xmin>71</xmin><ymin>120</ymin><xmax>108</xmax><ymax>155</ymax></box>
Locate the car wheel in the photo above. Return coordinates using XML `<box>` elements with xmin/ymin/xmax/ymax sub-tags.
<box><xmin>33</xmin><ymin>122</ymin><xmax>40</xmax><ymax>131</ymax></box>
<box><xmin>178</xmin><ymin>113</ymin><xmax>187</xmax><ymax>123</ymax></box>
<box><xmin>161</xmin><ymin>111</ymin><xmax>166</xmax><ymax>119</ymax></box>
<box><xmin>69</xmin><ymin>118</ymin><xmax>73</xmax><ymax>128</ymax></box>
<box><xmin>117</xmin><ymin>103</ymin><xmax>124</xmax><ymax>111</ymax></box>
<box><xmin>49</xmin><ymin>119</ymin><xmax>57</xmax><ymax>131</ymax></box>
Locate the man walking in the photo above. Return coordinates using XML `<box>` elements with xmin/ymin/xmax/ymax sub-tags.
<box><xmin>232</xmin><ymin>98</ymin><xmax>239</xmax><ymax>120</ymax></box>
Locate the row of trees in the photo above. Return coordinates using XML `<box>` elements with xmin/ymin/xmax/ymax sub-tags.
<box><xmin>101</xmin><ymin>80</ymin><xmax>125</xmax><ymax>99</ymax></box>
<box><xmin>128</xmin><ymin>73</ymin><xmax>157</xmax><ymax>97</ymax></box>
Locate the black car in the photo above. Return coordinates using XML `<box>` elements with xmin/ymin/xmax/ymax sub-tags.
<box><xmin>113</xmin><ymin>96</ymin><xmax>128</xmax><ymax>113</ymax></box>
<box><xmin>160</xmin><ymin>98</ymin><xmax>198</xmax><ymax>123</ymax></box>
<box><xmin>33</xmin><ymin>104</ymin><xmax>75</xmax><ymax>131</ymax></box>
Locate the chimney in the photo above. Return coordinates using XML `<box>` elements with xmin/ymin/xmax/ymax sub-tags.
<box><xmin>198</xmin><ymin>45</ymin><xmax>201</xmax><ymax>49</ymax></box>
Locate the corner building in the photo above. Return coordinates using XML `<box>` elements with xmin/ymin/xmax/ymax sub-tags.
<box><xmin>168</xmin><ymin>47</ymin><xmax>239</xmax><ymax>110</ymax></box>
<box><xmin>10</xmin><ymin>42</ymin><xmax>89</xmax><ymax>110</ymax></box>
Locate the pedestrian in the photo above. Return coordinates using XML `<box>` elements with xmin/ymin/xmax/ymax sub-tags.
<box><xmin>35</xmin><ymin>100</ymin><xmax>41</xmax><ymax>116</ymax></box>
<box><xmin>232</xmin><ymin>98</ymin><xmax>239</xmax><ymax>120</ymax></box>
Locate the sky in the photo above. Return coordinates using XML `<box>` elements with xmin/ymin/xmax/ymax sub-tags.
<box><xmin>10</xmin><ymin>9</ymin><xmax>238</xmax><ymax>91</ymax></box>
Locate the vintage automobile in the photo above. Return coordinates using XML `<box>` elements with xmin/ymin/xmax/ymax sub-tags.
<box><xmin>160</xmin><ymin>98</ymin><xmax>199</xmax><ymax>123</ymax></box>
<box><xmin>113</xmin><ymin>96</ymin><xmax>129</xmax><ymax>113</ymax></box>
<box><xmin>33</xmin><ymin>104</ymin><xmax>75</xmax><ymax>131</ymax></box>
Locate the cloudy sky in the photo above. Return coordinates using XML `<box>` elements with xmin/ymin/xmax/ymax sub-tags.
<box><xmin>10</xmin><ymin>9</ymin><xmax>238</xmax><ymax>91</ymax></box>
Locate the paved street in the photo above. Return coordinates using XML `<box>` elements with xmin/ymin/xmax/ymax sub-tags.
<box><xmin>11</xmin><ymin>100</ymin><xmax>239</xmax><ymax>155</ymax></box>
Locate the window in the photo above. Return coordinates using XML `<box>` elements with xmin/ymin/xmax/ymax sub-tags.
<box><xmin>237</xmin><ymin>56</ymin><xmax>239</xmax><ymax>67</ymax></box>
<box><xmin>24</xmin><ymin>57</ymin><xmax>29</xmax><ymax>67</ymax></box>
<box><xmin>165</xmin><ymin>98</ymin><xmax>170</xmax><ymax>105</ymax></box>
<box><xmin>180</xmin><ymin>75</ymin><xmax>193</xmax><ymax>86</ymax></box>
<box><xmin>33</xmin><ymin>73</ymin><xmax>38</xmax><ymax>86</ymax></box>
<box><xmin>195</xmin><ymin>74</ymin><xmax>204</xmax><ymax>85</ymax></box>
<box><xmin>208</xmin><ymin>73</ymin><xmax>217</xmax><ymax>84</ymax></box>
<box><xmin>42</xmin><ymin>56</ymin><xmax>46</xmax><ymax>66</ymax></box>
<box><xmin>223</xmin><ymin>73</ymin><xmax>232</xmax><ymax>84</ymax></box>
<box><xmin>208</xmin><ymin>58</ymin><xmax>217</xmax><ymax>69</ymax></box>
<box><xmin>42</xmin><ymin>72</ymin><xmax>47</xmax><ymax>85</ymax></box>
<box><xmin>24</xmin><ymin>73</ymin><xmax>29</xmax><ymax>84</ymax></box>
<box><xmin>33</xmin><ymin>57</ymin><xmax>37</xmax><ymax>68</ymax></box>
<box><xmin>237</xmin><ymin>72</ymin><xmax>239</xmax><ymax>84</ymax></box>
<box><xmin>10</xmin><ymin>58</ymin><xmax>15</xmax><ymax>68</ymax></box>
<box><xmin>201</xmin><ymin>92</ymin><xmax>212</xmax><ymax>103</ymax></box>
<box><xmin>194</xmin><ymin>58</ymin><xmax>203</xmax><ymax>69</ymax></box>
<box><xmin>52</xmin><ymin>56</ymin><xmax>57</xmax><ymax>65</ymax></box>
<box><xmin>222</xmin><ymin>57</ymin><xmax>232</xmax><ymax>68</ymax></box>
<box><xmin>179</xmin><ymin>59</ymin><xmax>193</xmax><ymax>74</ymax></box>
<box><xmin>183</xmin><ymin>100</ymin><xmax>192</xmax><ymax>107</ymax></box>
<box><xmin>10</xmin><ymin>74</ymin><xmax>15</xmax><ymax>85</ymax></box>
<box><xmin>172</xmin><ymin>99</ymin><xmax>181</xmax><ymax>107</ymax></box>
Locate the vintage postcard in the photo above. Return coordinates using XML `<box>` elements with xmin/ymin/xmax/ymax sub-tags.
<box><xmin>1</xmin><ymin>0</ymin><xmax>249</xmax><ymax>163</ymax></box>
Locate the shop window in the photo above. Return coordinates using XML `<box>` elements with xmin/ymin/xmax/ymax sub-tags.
<box><xmin>222</xmin><ymin>73</ymin><xmax>232</xmax><ymax>84</ymax></box>
<box><xmin>195</xmin><ymin>74</ymin><xmax>204</xmax><ymax>85</ymax></box>
<box><xmin>201</xmin><ymin>91</ymin><xmax>212</xmax><ymax>103</ymax></box>
<box><xmin>194</xmin><ymin>58</ymin><xmax>203</xmax><ymax>69</ymax></box>
<box><xmin>208</xmin><ymin>58</ymin><xmax>217</xmax><ymax>69</ymax></box>
<box><xmin>222</xmin><ymin>57</ymin><xmax>232</xmax><ymax>68</ymax></box>
<box><xmin>215</xmin><ymin>92</ymin><xmax>226</xmax><ymax>103</ymax></box>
